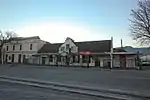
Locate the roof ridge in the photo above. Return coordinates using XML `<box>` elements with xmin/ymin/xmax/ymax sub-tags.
<box><xmin>47</xmin><ymin>40</ymin><xmax>111</xmax><ymax>44</ymax></box>
<box><xmin>75</xmin><ymin>40</ymin><xmax>111</xmax><ymax>43</ymax></box>
<box><xmin>50</xmin><ymin>43</ymin><xmax>63</xmax><ymax>45</ymax></box>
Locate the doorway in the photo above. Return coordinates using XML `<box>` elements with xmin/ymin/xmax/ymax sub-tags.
<box><xmin>95</xmin><ymin>56</ymin><xmax>100</xmax><ymax>66</ymax></box>
<box><xmin>120</xmin><ymin>55</ymin><xmax>126</xmax><ymax>68</ymax></box>
<box><xmin>12</xmin><ymin>54</ymin><xmax>14</xmax><ymax>63</ymax></box>
<box><xmin>18</xmin><ymin>54</ymin><xmax>21</xmax><ymax>63</ymax></box>
<box><xmin>23</xmin><ymin>55</ymin><xmax>26</xmax><ymax>63</ymax></box>
<box><xmin>42</xmin><ymin>57</ymin><xmax>46</xmax><ymax>65</ymax></box>
<box><xmin>5</xmin><ymin>54</ymin><xmax>8</xmax><ymax>63</ymax></box>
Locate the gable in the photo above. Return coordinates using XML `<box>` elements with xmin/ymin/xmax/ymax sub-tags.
<box><xmin>58</xmin><ymin>37</ymin><xmax>78</xmax><ymax>54</ymax></box>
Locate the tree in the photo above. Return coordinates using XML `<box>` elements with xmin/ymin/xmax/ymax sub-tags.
<box><xmin>130</xmin><ymin>0</ymin><xmax>150</xmax><ymax>45</ymax></box>
<box><xmin>0</xmin><ymin>30</ymin><xmax>17</xmax><ymax>64</ymax></box>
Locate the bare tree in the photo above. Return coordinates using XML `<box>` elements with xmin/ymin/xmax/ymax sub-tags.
<box><xmin>0</xmin><ymin>30</ymin><xmax>17</xmax><ymax>64</ymax></box>
<box><xmin>130</xmin><ymin>0</ymin><xmax>150</xmax><ymax>45</ymax></box>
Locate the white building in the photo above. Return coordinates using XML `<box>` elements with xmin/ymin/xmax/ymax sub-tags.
<box><xmin>32</xmin><ymin>37</ymin><xmax>138</xmax><ymax>68</ymax></box>
<box><xmin>33</xmin><ymin>37</ymin><xmax>112</xmax><ymax>67</ymax></box>
<box><xmin>4</xmin><ymin>36</ymin><xmax>46</xmax><ymax>63</ymax></box>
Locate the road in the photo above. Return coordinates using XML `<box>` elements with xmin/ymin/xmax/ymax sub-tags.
<box><xmin>0</xmin><ymin>81</ymin><xmax>103</xmax><ymax>100</ymax></box>
<box><xmin>0</xmin><ymin>64</ymin><xmax>150</xmax><ymax>95</ymax></box>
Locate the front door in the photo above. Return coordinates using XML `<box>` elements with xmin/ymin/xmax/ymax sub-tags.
<box><xmin>95</xmin><ymin>56</ymin><xmax>100</xmax><ymax>66</ymax></box>
<box><xmin>42</xmin><ymin>57</ymin><xmax>46</xmax><ymax>65</ymax></box>
<box><xmin>5</xmin><ymin>54</ymin><xmax>8</xmax><ymax>63</ymax></box>
<box><xmin>18</xmin><ymin>54</ymin><xmax>21</xmax><ymax>63</ymax></box>
<box><xmin>120</xmin><ymin>55</ymin><xmax>126</xmax><ymax>68</ymax></box>
<box><xmin>23</xmin><ymin>55</ymin><xmax>26</xmax><ymax>63</ymax></box>
<box><xmin>12</xmin><ymin>54</ymin><xmax>14</xmax><ymax>63</ymax></box>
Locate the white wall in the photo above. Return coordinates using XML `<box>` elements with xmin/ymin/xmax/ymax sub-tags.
<box><xmin>126</xmin><ymin>55</ymin><xmax>136</xmax><ymax>68</ymax></box>
<box><xmin>113</xmin><ymin>55</ymin><xmax>120</xmax><ymax>67</ymax></box>
<box><xmin>5</xmin><ymin>39</ymin><xmax>45</xmax><ymax>52</ymax></box>
<box><xmin>58</xmin><ymin>38</ymin><xmax>78</xmax><ymax>55</ymax></box>
<box><xmin>4</xmin><ymin>37</ymin><xmax>46</xmax><ymax>63</ymax></box>
<box><xmin>113</xmin><ymin>55</ymin><xmax>136</xmax><ymax>68</ymax></box>
<box><xmin>99</xmin><ymin>56</ymin><xmax>110</xmax><ymax>67</ymax></box>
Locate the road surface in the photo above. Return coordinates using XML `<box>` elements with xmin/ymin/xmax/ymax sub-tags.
<box><xmin>0</xmin><ymin>81</ymin><xmax>105</xmax><ymax>100</ymax></box>
<box><xmin>0</xmin><ymin>64</ymin><xmax>150</xmax><ymax>95</ymax></box>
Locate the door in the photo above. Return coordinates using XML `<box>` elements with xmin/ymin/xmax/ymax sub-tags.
<box><xmin>18</xmin><ymin>54</ymin><xmax>21</xmax><ymax>63</ymax></box>
<box><xmin>42</xmin><ymin>57</ymin><xmax>46</xmax><ymax>65</ymax></box>
<box><xmin>23</xmin><ymin>55</ymin><xmax>26</xmax><ymax>63</ymax></box>
<box><xmin>126</xmin><ymin>59</ymin><xmax>134</xmax><ymax>68</ymax></box>
<box><xmin>5</xmin><ymin>54</ymin><xmax>8</xmax><ymax>63</ymax></box>
<box><xmin>95</xmin><ymin>56</ymin><xmax>100</xmax><ymax>66</ymax></box>
<box><xmin>120</xmin><ymin>55</ymin><xmax>126</xmax><ymax>68</ymax></box>
<box><xmin>12</xmin><ymin>54</ymin><xmax>14</xmax><ymax>63</ymax></box>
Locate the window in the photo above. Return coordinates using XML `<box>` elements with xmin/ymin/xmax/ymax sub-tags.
<box><xmin>66</xmin><ymin>44</ymin><xmax>69</xmax><ymax>50</ymax></box>
<box><xmin>30</xmin><ymin>44</ymin><xmax>32</xmax><ymax>50</ymax></box>
<box><xmin>71</xmin><ymin>46</ymin><xmax>74</xmax><ymax>51</ymax></box>
<box><xmin>13</xmin><ymin>45</ymin><xmax>15</xmax><ymax>50</ymax></box>
<box><xmin>60</xmin><ymin>47</ymin><xmax>65</xmax><ymax>51</ymax></box>
<box><xmin>6</xmin><ymin>46</ymin><xmax>8</xmax><ymax>51</ymax></box>
<box><xmin>20</xmin><ymin>45</ymin><xmax>22</xmax><ymax>50</ymax></box>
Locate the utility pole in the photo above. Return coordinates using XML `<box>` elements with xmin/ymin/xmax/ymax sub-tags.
<box><xmin>110</xmin><ymin>37</ymin><xmax>113</xmax><ymax>69</ymax></box>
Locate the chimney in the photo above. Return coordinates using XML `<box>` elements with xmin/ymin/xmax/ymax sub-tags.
<box><xmin>121</xmin><ymin>39</ymin><xmax>123</xmax><ymax>48</ymax></box>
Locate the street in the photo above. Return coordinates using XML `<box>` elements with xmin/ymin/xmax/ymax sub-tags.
<box><xmin>0</xmin><ymin>64</ymin><xmax>150</xmax><ymax>97</ymax></box>
<box><xmin>0</xmin><ymin>81</ymin><xmax>104</xmax><ymax>100</ymax></box>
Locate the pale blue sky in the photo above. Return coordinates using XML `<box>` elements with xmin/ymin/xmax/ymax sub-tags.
<box><xmin>0</xmin><ymin>0</ymin><xmax>138</xmax><ymax>47</ymax></box>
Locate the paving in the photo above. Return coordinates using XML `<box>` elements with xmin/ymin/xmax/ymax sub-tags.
<box><xmin>0</xmin><ymin>64</ymin><xmax>150</xmax><ymax>97</ymax></box>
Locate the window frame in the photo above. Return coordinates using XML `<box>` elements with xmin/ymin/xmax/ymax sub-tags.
<box><xmin>6</xmin><ymin>46</ymin><xmax>8</xmax><ymax>51</ymax></box>
<box><xmin>20</xmin><ymin>45</ymin><xmax>22</xmax><ymax>50</ymax></box>
<box><xmin>30</xmin><ymin>44</ymin><xmax>33</xmax><ymax>50</ymax></box>
<box><xmin>13</xmin><ymin>45</ymin><xmax>15</xmax><ymax>51</ymax></box>
<box><xmin>60</xmin><ymin>47</ymin><xmax>65</xmax><ymax>51</ymax></box>
<box><xmin>66</xmin><ymin>44</ymin><xmax>70</xmax><ymax>50</ymax></box>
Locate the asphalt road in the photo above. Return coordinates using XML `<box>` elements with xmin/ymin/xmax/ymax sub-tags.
<box><xmin>0</xmin><ymin>64</ymin><xmax>150</xmax><ymax>95</ymax></box>
<box><xmin>0</xmin><ymin>81</ymin><xmax>103</xmax><ymax>100</ymax></box>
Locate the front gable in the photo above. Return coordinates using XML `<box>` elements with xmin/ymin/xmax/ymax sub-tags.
<box><xmin>58</xmin><ymin>37</ymin><xmax>78</xmax><ymax>55</ymax></box>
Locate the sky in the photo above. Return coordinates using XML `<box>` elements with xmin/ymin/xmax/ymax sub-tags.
<box><xmin>0</xmin><ymin>0</ymin><xmax>138</xmax><ymax>47</ymax></box>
